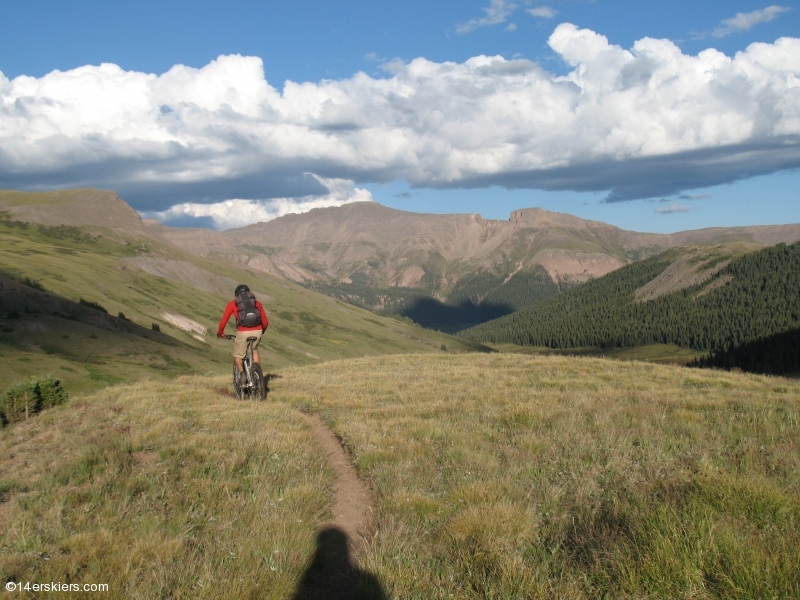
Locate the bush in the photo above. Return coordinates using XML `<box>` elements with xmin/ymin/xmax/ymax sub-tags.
<box><xmin>22</xmin><ymin>277</ymin><xmax>45</xmax><ymax>291</ymax></box>
<box><xmin>1</xmin><ymin>376</ymin><xmax>68</xmax><ymax>426</ymax></box>
<box><xmin>79</xmin><ymin>298</ymin><xmax>108</xmax><ymax>313</ymax></box>
<box><xmin>151</xmin><ymin>322</ymin><xmax>160</xmax><ymax>332</ymax></box>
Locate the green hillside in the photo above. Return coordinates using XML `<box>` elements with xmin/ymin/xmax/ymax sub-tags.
<box><xmin>0</xmin><ymin>209</ymin><xmax>488</xmax><ymax>394</ymax></box>
<box><xmin>460</xmin><ymin>242</ymin><xmax>800</xmax><ymax>367</ymax></box>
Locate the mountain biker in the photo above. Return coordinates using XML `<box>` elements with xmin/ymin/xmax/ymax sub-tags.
<box><xmin>216</xmin><ymin>284</ymin><xmax>269</xmax><ymax>385</ymax></box>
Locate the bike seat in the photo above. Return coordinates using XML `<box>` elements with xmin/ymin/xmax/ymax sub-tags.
<box><xmin>246</xmin><ymin>336</ymin><xmax>258</xmax><ymax>341</ymax></box>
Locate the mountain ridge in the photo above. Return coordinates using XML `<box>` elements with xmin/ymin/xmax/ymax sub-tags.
<box><xmin>4</xmin><ymin>189</ymin><xmax>800</xmax><ymax>332</ymax></box>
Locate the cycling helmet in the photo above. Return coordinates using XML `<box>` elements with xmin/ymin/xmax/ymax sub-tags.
<box><xmin>234</xmin><ymin>284</ymin><xmax>250</xmax><ymax>296</ymax></box>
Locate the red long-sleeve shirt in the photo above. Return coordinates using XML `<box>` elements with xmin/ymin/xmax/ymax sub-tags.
<box><xmin>217</xmin><ymin>300</ymin><xmax>268</xmax><ymax>336</ymax></box>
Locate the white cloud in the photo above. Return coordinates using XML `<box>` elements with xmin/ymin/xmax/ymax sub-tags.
<box><xmin>656</xmin><ymin>203</ymin><xmax>690</xmax><ymax>214</ymax></box>
<box><xmin>141</xmin><ymin>176</ymin><xmax>373</xmax><ymax>229</ymax></box>
<box><xmin>505</xmin><ymin>23</ymin><xmax>518</xmax><ymax>32</ymax></box>
<box><xmin>1</xmin><ymin>24</ymin><xmax>799</xmax><ymax>216</ymax></box>
<box><xmin>527</xmin><ymin>6</ymin><xmax>557</xmax><ymax>19</ymax></box>
<box><xmin>457</xmin><ymin>0</ymin><xmax>517</xmax><ymax>34</ymax></box>
<box><xmin>712</xmin><ymin>5</ymin><xmax>790</xmax><ymax>38</ymax></box>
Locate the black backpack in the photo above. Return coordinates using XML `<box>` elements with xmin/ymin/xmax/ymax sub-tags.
<box><xmin>235</xmin><ymin>290</ymin><xmax>262</xmax><ymax>328</ymax></box>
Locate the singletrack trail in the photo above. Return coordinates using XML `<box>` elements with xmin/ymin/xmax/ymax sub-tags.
<box><xmin>302</xmin><ymin>413</ymin><xmax>375</xmax><ymax>556</ymax></box>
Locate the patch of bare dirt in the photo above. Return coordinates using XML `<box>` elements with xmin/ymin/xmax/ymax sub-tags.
<box><xmin>160</xmin><ymin>312</ymin><xmax>207</xmax><ymax>338</ymax></box>
<box><xmin>695</xmin><ymin>274</ymin><xmax>733</xmax><ymax>297</ymax></box>
<box><xmin>302</xmin><ymin>413</ymin><xmax>374</xmax><ymax>557</ymax></box>
<box><xmin>636</xmin><ymin>255</ymin><xmax>731</xmax><ymax>302</ymax></box>
<box><xmin>534</xmin><ymin>248</ymin><xmax>626</xmax><ymax>283</ymax></box>
<box><xmin>395</xmin><ymin>265</ymin><xmax>425</xmax><ymax>287</ymax></box>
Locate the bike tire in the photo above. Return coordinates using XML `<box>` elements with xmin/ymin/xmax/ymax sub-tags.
<box><xmin>251</xmin><ymin>363</ymin><xmax>266</xmax><ymax>400</ymax></box>
<box><xmin>233</xmin><ymin>366</ymin><xmax>245</xmax><ymax>401</ymax></box>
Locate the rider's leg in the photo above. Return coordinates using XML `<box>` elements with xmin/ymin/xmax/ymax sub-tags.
<box><xmin>234</xmin><ymin>356</ymin><xmax>244</xmax><ymax>372</ymax></box>
<box><xmin>253</xmin><ymin>349</ymin><xmax>260</xmax><ymax>364</ymax></box>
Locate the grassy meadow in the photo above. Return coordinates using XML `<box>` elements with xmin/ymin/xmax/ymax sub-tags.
<box><xmin>280</xmin><ymin>354</ymin><xmax>800</xmax><ymax>599</ymax></box>
<box><xmin>0</xmin><ymin>376</ymin><xmax>331</xmax><ymax>598</ymax></box>
<box><xmin>1</xmin><ymin>353</ymin><xmax>798</xmax><ymax>598</ymax></box>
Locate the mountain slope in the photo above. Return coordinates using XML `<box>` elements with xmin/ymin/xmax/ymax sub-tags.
<box><xmin>211</xmin><ymin>203</ymin><xmax>800</xmax><ymax>331</ymax></box>
<box><xmin>0</xmin><ymin>191</ymin><xmax>488</xmax><ymax>393</ymax></box>
<box><xmin>459</xmin><ymin>242</ymin><xmax>800</xmax><ymax>363</ymax></box>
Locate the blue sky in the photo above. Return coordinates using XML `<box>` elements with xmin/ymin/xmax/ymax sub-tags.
<box><xmin>1</xmin><ymin>0</ymin><xmax>798</xmax><ymax>232</ymax></box>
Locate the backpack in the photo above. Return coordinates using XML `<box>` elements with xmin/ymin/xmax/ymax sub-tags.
<box><xmin>235</xmin><ymin>290</ymin><xmax>262</xmax><ymax>328</ymax></box>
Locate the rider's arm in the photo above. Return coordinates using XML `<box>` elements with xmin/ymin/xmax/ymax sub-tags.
<box><xmin>217</xmin><ymin>301</ymin><xmax>236</xmax><ymax>336</ymax></box>
<box><xmin>258</xmin><ymin>301</ymin><xmax>268</xmax><ymax>331</ymax></box>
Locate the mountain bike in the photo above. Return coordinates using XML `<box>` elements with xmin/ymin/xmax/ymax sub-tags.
<box><xmin>224</xmin><ymin>335</ymin><xmax>266</xmax><ymax>400</ymax></box>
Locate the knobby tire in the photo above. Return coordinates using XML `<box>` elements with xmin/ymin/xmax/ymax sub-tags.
<box><xmin>251</xmin><ymin>363</ymin><xmax>266</xmax><ymax>400</ymax></box>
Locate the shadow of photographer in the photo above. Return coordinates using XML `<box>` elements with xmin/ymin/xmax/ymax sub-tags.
<box><xmin>291</xmin><ymin>527</ymin><xmax>387</xmax><ymax>600</ymax></box>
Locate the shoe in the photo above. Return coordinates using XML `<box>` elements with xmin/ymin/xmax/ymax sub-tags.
<box><xmin>237</xmin><ymin>371</ymin><xmax>247</xmax><ymax>386</ymax></box>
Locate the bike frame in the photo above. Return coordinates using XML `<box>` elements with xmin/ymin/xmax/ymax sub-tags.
<box><xmin>225</xmin><ymin>334</ymin><xmax>263</xmax><ymax>399</ymax></box>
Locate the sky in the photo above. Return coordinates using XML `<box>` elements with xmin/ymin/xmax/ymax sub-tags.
<box><xmin>0</xmin><ymin>0</ymin><xmax>798</xmax><ymax>233</ymax></box>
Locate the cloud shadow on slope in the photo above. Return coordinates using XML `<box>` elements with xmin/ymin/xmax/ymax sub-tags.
<box><xmin>398</xmin><ymin>297</ymin><xmax>515</xmax><ymax>334</ymax></box>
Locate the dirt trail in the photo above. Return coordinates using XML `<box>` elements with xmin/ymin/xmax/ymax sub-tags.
<box><xmin>302</xmin><ymin>413</ymin><xmax>374</xmax><ymax>557</ymax></box>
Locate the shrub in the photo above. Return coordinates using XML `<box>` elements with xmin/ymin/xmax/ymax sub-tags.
<box><xmin>22</xmin><ymin>277</ymin><xmax>45</xmax><ymax>291</ymax></box>
<box><xmin>79</xmin><ymin>298</ymin><xmax>108</xmax><ymax>313</ymax></box>
<box><xmin>1</xmin><ymin>376</ymin><xmax>68</xmax><ymax>426</ymax></box>
<box><xmin>151</xmin><ymin>323</ymin><xmax>160</xmax><ymax>332</ymax></box>
<box><xmin>7</xmin><ymin>310</ymin><xmax>20</xmax><ymax>320</ymax></box>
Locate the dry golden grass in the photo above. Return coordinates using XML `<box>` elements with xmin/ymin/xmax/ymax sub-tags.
<box><xmin>275</xmin><ymin>354</ymin><xmax>800</xmax><ymax>599</ymax></box>
<box><xmin>2</xmin><ymin>354</ymin><xmax>798</xmax><ymax>598</ymax></box>
<box><xmin>0</xmin><ymin>376</ymin><xmax>331</xmax><ymax>599</ymax></box>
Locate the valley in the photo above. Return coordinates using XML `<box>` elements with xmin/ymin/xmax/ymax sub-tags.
<box><xmin>1</xmin><ymin>188</ymin><xmax>799</xmax><ymax>598</ymax></box>
<box><xmin>150</xmin><ymin>200</ymin><xmax>800</xmax><ymax>333</ymax></box>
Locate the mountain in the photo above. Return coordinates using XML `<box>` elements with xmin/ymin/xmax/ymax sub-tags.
<box><xmin>0</xmin><ymin>188</ymin><xmax>146</xmax><ymax>230</ymax></box>
<box><xmin>0</xmin><ymin>190</ymin><xmax>488</xmax><ymax>393</ymax></box>
<box><xmin>459</xmin><ymin>241</ymin><xmax>800</xmax><ymax>375</ymax></box>
<box><xmin>204</xmin><ymin>202</ymin><xmax>800</xmax><ymax>331</ymax></box>
<box><xmin>5</xmin><ymin>189</ymin><xmax>800</xmax><ymax>336</ymax></box>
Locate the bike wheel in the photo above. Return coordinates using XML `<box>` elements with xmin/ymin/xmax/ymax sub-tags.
<box><xmin>233</xmin><ymin>366</ymin><xmax>245</xmax><ymax>401</ymax></box>
<box><xmin>251</xmin><ymin>363</ymin><xmax>266</xmax><ymax>400</ymax></box>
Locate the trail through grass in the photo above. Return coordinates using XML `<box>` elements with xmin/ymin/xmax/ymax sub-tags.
<box><xmin>277</xmin><ymin>354</ymin><xmax>800</xmax><ymax>599</ymax></box>
<box><xmin>2</xmin><ymin>354</ymin><xmax>798</xmax><ymax>598</ymax></box>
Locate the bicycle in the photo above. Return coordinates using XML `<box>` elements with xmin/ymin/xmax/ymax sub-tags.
<box><xmin>224</xmin><ymin>334</ymin><xmax>266</xmax><ymax>400</ymax></box>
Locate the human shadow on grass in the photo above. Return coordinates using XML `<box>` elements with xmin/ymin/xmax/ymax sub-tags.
<box><xmin>292</xmin><ymin>527</ymin><xmax>387</xmax><ymax>600</ymax></box>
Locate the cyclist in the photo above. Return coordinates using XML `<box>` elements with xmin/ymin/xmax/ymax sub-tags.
<box><xmin>217</xmin><ymin>284</ymin><xmax>269</xmax><ymax>385</ymax></box>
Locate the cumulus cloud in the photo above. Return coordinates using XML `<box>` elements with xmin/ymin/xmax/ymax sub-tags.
<box><xmin>656</xmin><ymin>203</ymin><xmax>690</xmax><ymax>214</ymax></box>
<box><xmin>527</xmin><ymin>6</ymin><xmax>557</xmax><ymax>19</ymax></box>
<box><xmin>712</xmin><ymin>5</ymin><xmax>790</xmax><ymax>38</ymax></box>
<box><xmin>457</xmin><ymin>0</ymin><xmax>516</xmax><ymax>34</ymax></box>
<box><xmin>141</xmin><ymin>176</ymin><xmax>373</xmax><ymax>230</ymax></box>
<box><xmin>1</xmin><ymin>23</ymin><xmax>799</xmax><ymax>220</ymax></box>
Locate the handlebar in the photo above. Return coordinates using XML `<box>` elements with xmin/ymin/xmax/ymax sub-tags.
<box><xmin>221</xmin><ymin>334</ymin><xmax>236</xmax><ymax>340</ymax></box>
